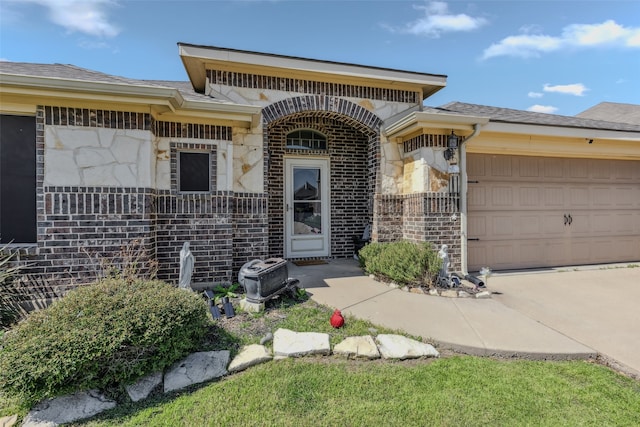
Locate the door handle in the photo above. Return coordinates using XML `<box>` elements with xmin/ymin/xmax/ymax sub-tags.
<box><xmin>564</xmin><ymin>214</ymin><xmax>568</xmax><ymax>226</ymax></box>
<box><xmin>568</xmin><ymin>214</ymin><xmax>572</xmax><ymax>225</ymax></box>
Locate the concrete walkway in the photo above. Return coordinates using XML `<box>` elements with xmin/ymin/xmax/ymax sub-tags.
<box><xmin>289</xmin><ymin>260</ymin><xmax>640</xmax><ymax>374</ymax></box>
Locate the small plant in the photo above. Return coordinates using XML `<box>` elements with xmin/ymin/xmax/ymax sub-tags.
<box><xmin>82</xmin><ymin>239</ymin><xmax>158</xmax><ymax>284</ymax></box>
<box><xmin>213</xmin><ymin>283</ymin><xmax>240</xmax><ymax>304</ymax></box>
<box><xmin>359</xmin><ymin>241</ymin><xmax>441</xmax><ymax>287</ymax></box>
<box><xmin>295</xmin><ymin>287</ymin><xmax>308</xmax><ymax>300</ymax></box>
<box><xmin>0</xmin><ymin>278</ymin><xmax>209</xmax><ymax>406</ymax></box>
<box><xmin>0</xmin><ymin>243</ymin><xmax>27</xmax><ymax>329</ymax></box>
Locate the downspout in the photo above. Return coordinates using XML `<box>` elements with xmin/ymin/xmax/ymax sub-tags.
<box><xmin>459</xmin><ymin>123</ymin><xmax>482</xmax><ymax>275</ymax></box>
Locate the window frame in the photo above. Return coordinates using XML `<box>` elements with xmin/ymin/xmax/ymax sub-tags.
<box><xmin>286</xmin><ymin>129</ymin><xmax>327</xmax><ymax>150</ymax></box>
<box><xmin>177</xmin><ymin>150</ymin><xmax>213</xmax><ymax>194</ymax></box>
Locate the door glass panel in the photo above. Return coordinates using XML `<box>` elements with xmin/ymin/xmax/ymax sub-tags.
<box><xmin>293</xmin><ymin>202</ymin><xmax>322</xmax><ymax>234</ymax></box>
<box><xmin>293</xmin><ymin>168</ymin><xmax>322</xmax><ymax>235</ymax></box>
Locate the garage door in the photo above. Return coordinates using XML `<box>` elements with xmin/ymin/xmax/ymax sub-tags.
<box><xmin>467</xmin><ymin>154</ymin><xmax>640</xmax><ymax>271</ymax></box>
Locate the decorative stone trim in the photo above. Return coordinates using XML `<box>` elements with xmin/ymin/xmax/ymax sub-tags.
<box><xmin>402</xmin><ymin>133</ymin><xmax>465</xmax><ymax>152</ymax></box>
<box><xmin>44</xmin><ymin>106</ymin><xmax>151</xmax><ymax>130</ymax></box>
<box><xmin>169</xmin><ymin>142</ymin><xmax>218</xmax><ymax>194</ymax></box>
<box><xmin>262</xmin><ymin>95</ymin><xmax>382</xmax><ymax>134</ymax></box>
<box><xmin>153</xmin><ymin>120</ymin><xmax>231</xmax><ymax>140</ymax></box>
<box><xmin>208</xmin><ymin>69</ymin><xmax>421</xmax><ymax>104</ymax></box>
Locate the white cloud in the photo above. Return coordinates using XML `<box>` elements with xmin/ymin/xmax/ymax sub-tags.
<box><xmin>387</xmin><ymin>1</ymin><xmax>487</xmax><ymax>38</ymax></box>
<box><xmin>528</xmin><ymin>92</ymin><xmax>543</xmax><ymax>98</ymax></box>
<box><xmin>527</xmin><ymin>105</ymin><xmax>558</xmax><ymax>114</ymax></box>
<box><xmin>26</xmin><ymin>0</ymin><xmax>120</xmax><ymax>38</ymax></box>
<box><xmin>543</xmin><ymin>83</ymin><xmax>588</xmax><ymax>96</ymax></box>
<box><xmin>482</xmin><ymin>19</ymin><xmax>640</xmax><ymax>59</ymax></box>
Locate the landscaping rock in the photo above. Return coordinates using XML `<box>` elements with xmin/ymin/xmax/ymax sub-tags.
<box><xmin>441</xmin><ymin>290</ymin><xmax>458</xmax><ymax>298</ymax></box>
<box><xmin>164</xmin><ymin>351</ymin><xmax>229</xmax><ymax>393</ymax></box>
<box><xmin>334</xmin><ymin>336</ymin><xmax>380</xmax><ymax>359</ymax></box>
<box><xmin>0</xmin><ymin>415</ymin><xmax>17</xmax><ymax>427</ymax></box>
<box><xmin>125</xmin><ymin>371</ymin><xmax>162</xmax><ymax>402</ymax></box>
<box><xmin>228</xmin><ymin>344</ymin><xmax>272</xmax><ymax>373</ymax></box>
<box><xmin>260</xmin><ymin>332</ymin><xmax>274</xmax><ymax>345</ymax></box>
<box><xmin>375</xmin><ymin>334</ymin><xmax>439</xmax><ymax>359</ymax></box>
<box><xmin>458</xmin><ymin>290</ymin><xmax>471</xmax><ymax>298</ymax></box>
<box><xmin>475</xmin><ymin>291</ymin><xmax>492</xmax><ymax>299</ymax></box>
<box><xmin>22</xmin><ymin>390</ymin><xmax>116</xmax><ymax>427</ymax></box>
<box><xmin>410</xmin><ymin>287</ymin><xmax>425</xmax><ymax>294</ymax></box>
<box><xmin>273</xmin><ymin>328</ymin><xmax>330</xmax><ymax>357</ymax></box>
<box><xmin>428</xmin><ymin>288</ymin><xmax>439</xmax><ymax>296</ymax></box>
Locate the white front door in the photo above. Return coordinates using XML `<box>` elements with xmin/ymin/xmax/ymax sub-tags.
<box><xmin>284</xmin><ymin>158</ymin><xmax>330</xmax><ymax>258</ymax></box>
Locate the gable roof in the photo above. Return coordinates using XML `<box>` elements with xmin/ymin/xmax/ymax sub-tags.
<box><xmin>178</xmin><ymin>43</ymin><xmax>447</xmax><ymax>99</ymax></box>
<box><xmin>438</xmin><ymin>102</ymin><xmax>640</xmax><ymax>133</ymax></box>
<box><xmin>576</xmin><ymin>102</ymin><xmax>640</xmax><ymax>125</ymax></box>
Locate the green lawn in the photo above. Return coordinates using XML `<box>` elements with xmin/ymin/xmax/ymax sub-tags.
<box><xmin>4</xmin><ymin>297</ymin><xmax>639</xmax><ymax>426</ymax></box>
<box><xmin>76</xmin><ymin>357</ymin><xmax>640</xmax><ymax>427</ymax></box>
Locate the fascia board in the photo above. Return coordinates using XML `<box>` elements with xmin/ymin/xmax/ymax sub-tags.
<box><xmin>1</xmin><ymin>73</ymin><xmax>259</xmax><ymax>119</ymax></box>
<box><xmin>179</xmin><ymin>44</ymin><xmax>446</xmax><ymax>96</ymax></box>
<box><xmin>385</xmin><ymin>111</ymin><xmax>489</xmax><ymax>138</ymax></box>
<box><xmin>484</xmin><ymin>121</ymin><xmax>640</xmax><ymax>141</ymax></box>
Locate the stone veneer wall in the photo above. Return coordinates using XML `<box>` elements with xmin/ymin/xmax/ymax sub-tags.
<box><xmin>8</xmin><ymin>106</ymin><xmax>269</xmax><ymax>298</ymax></box>
<box><xmin>207</xmin><ymin>70</ymin><xmax>422</xmax><ymax>104</ymax></box>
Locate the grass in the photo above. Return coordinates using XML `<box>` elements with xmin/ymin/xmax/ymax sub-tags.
<box><xmin>75</xmin><ymin>357</ymin><xmax>640</xmax><ymax>427</ymax></box>
<box><xmin>4</xmin><ymin>296</ymin><xmax>640</xmax><ymax>426</ymax></box>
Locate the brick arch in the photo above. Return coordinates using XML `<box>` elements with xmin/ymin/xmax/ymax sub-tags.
<box><xmin>262</xmin><ymin>95</ymin><xmax>382</xmax><ymax>135</ymax></box>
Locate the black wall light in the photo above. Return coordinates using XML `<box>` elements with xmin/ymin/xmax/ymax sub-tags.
<box><xmin>444</xmin><ymin>130</ymin><xmax>459</xmax><ymax>161</ymax></box>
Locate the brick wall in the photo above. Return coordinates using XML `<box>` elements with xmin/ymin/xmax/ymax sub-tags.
<box><xmin>266</xmin><ymin>115</ymin><xmax>371</xmax><ymax>258</ymax></box>
<box><xmin>373</xmin><ymin>192</ymin><xmax>462</xmax><ymax>270</ymax></box>
<box><xmin>5</xmin><ymin>106</ymin><xmax>270</xmax><ymax>298</ymax></box>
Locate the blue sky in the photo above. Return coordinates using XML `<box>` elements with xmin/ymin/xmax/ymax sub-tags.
<box><xmin>1</xmin><ymin>0</ymin><xmax>639</xmax><ymax>116</ymax></box>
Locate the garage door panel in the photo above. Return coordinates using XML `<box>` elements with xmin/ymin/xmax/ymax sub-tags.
<box><xmin>492</xmin><ymin>186</ymin><xmax>513</xmax><ymax>206</ymax></box>
<box><xmin>569</xmin><ymin>187</ymin><xmax>589</xmax><ymax>207</ymax></box>
<box><xmin>543</xmin><ymin>186</ymin><xmax>566</xmax><ymax>207</ymax></box>
<box><xmin>468</xmin><ymin>186</ymin><xmax>487</xmax><ymax>209</ymax></box>
<box><xmin>468</xmin><ymin>154</ymin><xmax>640</xmax><ymax>271</ymax></box>
<box><xmin>568</xmin><ymin>240</ymin><xmax>591</xmax><ymax>263</ymax></box>
<box><xmin>568</xmin><ymin>212</ymin><xmax>591</xmax><ymax>235</ymax></box>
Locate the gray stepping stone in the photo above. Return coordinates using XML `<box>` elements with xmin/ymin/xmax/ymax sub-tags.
<box><xmin>125</xmin><ymin>371</ymin><xmax>163</xmax><ymax>402</ymax></box>
<box><xmin>22</xmin><ymin>389</ymin><xmax>116</xmax><ymax>426</ymax></box>
<box><xmin>164</xmin><ymin>351</ymin><xmax>229</xmax><ymax>393</ymax></box>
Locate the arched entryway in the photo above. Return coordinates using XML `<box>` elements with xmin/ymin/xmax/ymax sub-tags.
<box><xmin>263</xmin><ymin>96</ymin><xmax>382</xmax><ymax>259</ymax></box>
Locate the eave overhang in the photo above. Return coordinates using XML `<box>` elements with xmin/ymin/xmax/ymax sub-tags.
<box><xmin>384</xmin><ymin>110</ymin><xmax>489</xmax><ymax>141</ymax></box>
<box><xmin>0</xmin><ymin>73</ymin><xmax>261</xmax><ymax>127</ymax></box>
<box><xmin>179</xmin><ymin>43</ymin><xmax>447</xmax><ymax>100</ymax></box>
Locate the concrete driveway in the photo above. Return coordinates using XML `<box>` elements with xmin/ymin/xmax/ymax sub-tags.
<box><xmin>487</xmin><ymin>265</ymin><xmax>640</xmax><ymax>378</ymax></box>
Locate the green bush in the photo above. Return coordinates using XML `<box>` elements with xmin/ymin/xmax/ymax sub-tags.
<box><xmin>0</xmin><ymin>278</ymin><xmax>209</xmax><ymax>405</ymax></box>
<box><xmin>359</xmin><ymin>241</ymin><xmax>441</xmax><ymax>286</ymax></box>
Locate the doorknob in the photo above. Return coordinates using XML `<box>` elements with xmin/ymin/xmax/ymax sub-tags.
<box><xmin>564</xmin><ymin>214</ymin><xmax>568</xmax><ymax>226</ymax></box>
<box><xmin>568</xmin><ymin>214</ymin><xmax>572</xmax><ymax>225</ymax></box>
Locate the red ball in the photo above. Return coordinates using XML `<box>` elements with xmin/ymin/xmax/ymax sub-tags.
<box><xmin>330</xmin><ymin>309</ymin><xmax>345</xmax><ymax>328</ymax></box>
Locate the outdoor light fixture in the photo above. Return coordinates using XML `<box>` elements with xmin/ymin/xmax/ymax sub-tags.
<box><xmin>444</xmin><ymin>130</ymin><xmax>459</xmax><ymax>161</ymax></box>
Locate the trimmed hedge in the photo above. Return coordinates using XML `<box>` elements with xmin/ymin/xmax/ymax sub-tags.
<box><xmin>359</xmin><ymin>241</ymin><xmax>441</xmax><ymax>286</ymax></box>
<box><xmin>0</xmin><ymin>279</ymin><xmax>209</xmax><ymax>405</ymax></box>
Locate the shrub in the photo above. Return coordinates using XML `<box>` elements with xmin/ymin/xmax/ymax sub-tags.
<box><xmin>0</xmin><ymin>278</ymin><xmax>208</xmax><ymax>405</ymax></box>
<box><xmin>359</xmin><ymin>241</ymin><xmax>441</xmax><ymax>286</ymax></box>
<box><xmin>0</xmin><ymin>244</ymin><xmax>25</xmax><ymax>329</ymax></box>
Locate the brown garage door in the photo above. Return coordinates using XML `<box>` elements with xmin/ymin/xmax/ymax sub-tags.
<box><xmin>467</xmin><ymin>154</ymin><xmax>640</xmax><ymax>271</ymax></box>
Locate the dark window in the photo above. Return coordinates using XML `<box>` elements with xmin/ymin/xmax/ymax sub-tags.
<box><xmin>286</xmin><ymin>129</ymin><xmax>327</xmax><ymax>150</ymax></box>
<box><xmin>178</xmin><ymin>151</ymin><xmax>210</xmax><ymax>192</ymax></box>
<box><xmin>0</xmin><ymin>115</ymin><xmax>37</xmax><ymax>243</ymax></box>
